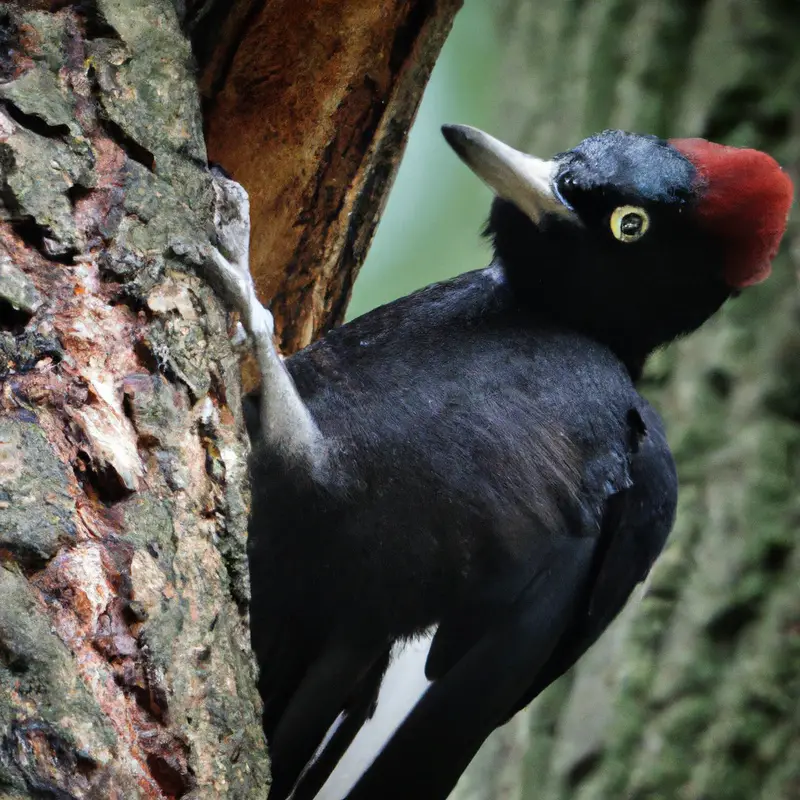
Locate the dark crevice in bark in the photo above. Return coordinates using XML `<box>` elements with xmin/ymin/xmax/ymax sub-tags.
<box><xmin>146</xmin><ymin>751</ymin><xmax>192</xmax><ymax>799</ymax></box>
<box><xmin>0</xmin><ymin>298</ymin><xmax>34</xmax><ymax>331</ymax></box>
<box><xmin>278</xmin><ymin>75</ymin><xmax>389</xmax><ymax>346</ymax></box>
<box><xmin>193</xmin><ymin>0</ymin><xmax>267</xmax><ymax>109</ymax></box>
<box><xmin>389</xmin><ymin>0</ymin><xmax>431</xmax><ymax>72</ymax></box>
<box><xmin>0</xmin><ymin>10</ymin><xmax>19</xmax><ymax>82</ymax></box>
<box><xmin>133</xmin><ymin>338</ymin><xmax>161</xmax><ymax>372</ymax></box>
<box><xmin>98</xmin><ymin>115</ymin><xmax>157</xmax><ymax>172</ymax></box>
<box><xmin>67</xmin><ymin>182</ymin><xmax>93</xmax><ymax>208</ymax></box>
<box><xmin>4</xmin><ymin>210</ymin><xmax>77</xmax><ymax>266</ymax></box>
<box><xmin>75</xmin><ymin>0</ymin><xmax>122</xmax><ymax>40</ymax></box>
<box><xmin>0</xmin><ymin>637</ymin><xmax>28</xmax><ymax>674</ymax></box>
<box><xmin>0</xmin><ymin>100</ymin><xmax>72</xmax><ymax>141</ymax></box>
<box><xmin>73</xmin><ymin>450</ymin><xmax>134</xmax><ymax>505</ymax></box>
<box><xmin>706</xmin><ymin>367</ymin><xmax>734</xmax><ymax>399</ymax></box>
<box><xmin>761</xmin><ymin>542</ymin><xmax>792</xmax><ymax>573</ymax></box>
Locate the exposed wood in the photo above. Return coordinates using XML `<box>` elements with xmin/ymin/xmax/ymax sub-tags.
<box><xmin>204</xmin><ymin>0</ymin><xmax>463</xmax><ymax>353</ymax></box>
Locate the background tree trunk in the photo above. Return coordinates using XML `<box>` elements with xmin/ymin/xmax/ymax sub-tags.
<box><xmin>452</xmin><ymin>1</ymin><xmax>800</xmax><ymax>798</ymax></box>
<box><xmin>0</xmin><ymin>1</ymin><xmax>459</xmax><ymax>797</ymax></box>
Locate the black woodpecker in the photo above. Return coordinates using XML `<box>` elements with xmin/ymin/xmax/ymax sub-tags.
<box><xmin>203</xmin><ymin>125</ymin><xmax>793</xmax><ymax>800</ymax></box>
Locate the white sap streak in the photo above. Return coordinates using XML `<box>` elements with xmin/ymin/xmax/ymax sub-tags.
<box><xmin>313</xmin><ymin>629</ymin><xmax>436</xmax><ymax>800</ymax></box>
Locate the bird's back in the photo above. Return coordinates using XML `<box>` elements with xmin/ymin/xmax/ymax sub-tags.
<box><xmin>247</xmin><ymin>266</ymin><xmax>676</xmax><ymax>799</ymax></box>
<box><xmin>253</xmin><ymin>267</ymin><xmax>642</xmax><ymax>614</ymax></box>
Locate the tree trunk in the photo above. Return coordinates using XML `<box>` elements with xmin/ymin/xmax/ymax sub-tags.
<box><xmin>0</xmin><ymin>1</ymin><xmax>459</xmax><ymax>797</ymax></box>
<box><xmin>452</xmin><ymin>2</ymin><xmax>800</xmax><ymax>799</ymax></box>
<box><xmin>201</xmin><ymin>0</ymin><xmax>461</xmax><ymax>355</ymax></box>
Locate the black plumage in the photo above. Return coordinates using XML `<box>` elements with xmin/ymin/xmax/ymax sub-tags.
<box><xmin>243</xmin><ymin>127</ymin><xmax>792</xmax><ymax>800</ymax></box>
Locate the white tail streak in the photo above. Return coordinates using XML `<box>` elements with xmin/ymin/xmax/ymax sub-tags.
<box><xmin>303</xmin><ymin>628</ymin><xmax>436</xmax><ymax>800</ymax></box>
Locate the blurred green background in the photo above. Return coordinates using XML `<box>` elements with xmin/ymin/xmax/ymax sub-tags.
<box><xmin>348</xmin><ymin>2</ymin><xmax>500</xmax><ymax>319</ymax></box>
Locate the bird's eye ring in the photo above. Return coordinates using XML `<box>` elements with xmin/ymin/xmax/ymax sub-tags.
<box><xmin>610</xmin><ymin>206</ymin><xmax>650</xmax><ymax>242</ymax></box>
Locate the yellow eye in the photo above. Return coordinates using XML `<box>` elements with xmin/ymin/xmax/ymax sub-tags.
<box><xmin>610</xmin><ymin>205</ymin><xmax>650</xmax><ymax>242</ymax></box>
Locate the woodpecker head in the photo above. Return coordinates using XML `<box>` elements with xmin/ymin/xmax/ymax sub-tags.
<box><xmin>442</xmin><ymin>125</ymin><xmax>793</xmax><ymax>370</ymax></box>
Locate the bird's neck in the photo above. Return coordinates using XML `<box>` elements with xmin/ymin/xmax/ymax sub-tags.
<box><xmin>494</xmin><ymin>257</ymin><xmax>727</xmax><ymax>383</ymax></box>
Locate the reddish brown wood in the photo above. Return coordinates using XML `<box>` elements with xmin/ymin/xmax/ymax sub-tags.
<box><xmin>205</xmin><ymin>0</ymin><xmax>463</xmax><ymax>353</ymax></box>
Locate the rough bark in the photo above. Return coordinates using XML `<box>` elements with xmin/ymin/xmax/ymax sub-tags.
<box><xmin>0</xmin><ymin>0</ymin><xmax>459</xmax><ymax>797</ymax></box>
<box><xmin>0</xmin><ymin>2</ymin><xmax>267</xmax><ymax>796</ymax></box>
<box><xmin>453</xmin><ymin>2</ymin><xmax>800</xmax><ymax>799</ymax></box>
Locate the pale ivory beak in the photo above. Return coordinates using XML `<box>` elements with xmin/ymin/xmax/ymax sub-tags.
<box><xmin>442</xmin><ymin>124</ymin><xmax>575</xmax><ymax>224</ymax></box>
